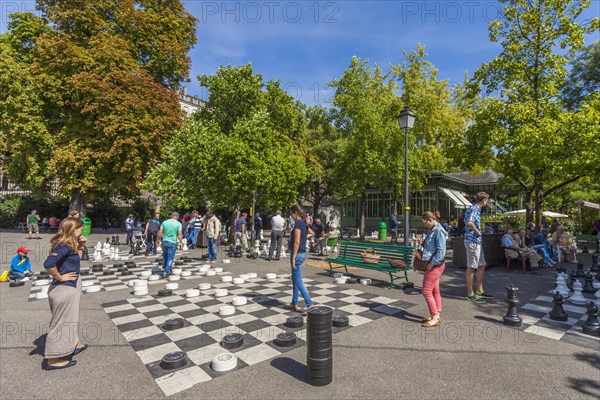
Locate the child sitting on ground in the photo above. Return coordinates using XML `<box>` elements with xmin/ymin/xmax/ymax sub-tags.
<box><xmin>9</xmin><ymin>247</ymin><xmax>35</xmax><ymax>281</ymax></box>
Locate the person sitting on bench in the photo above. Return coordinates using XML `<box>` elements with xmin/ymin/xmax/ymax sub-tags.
<box><xmin>502</xmin><ymin>229</ymin><xmax>542</xmax><ymax>268</ymax></box>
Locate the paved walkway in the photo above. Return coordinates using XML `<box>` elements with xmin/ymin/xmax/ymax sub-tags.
<box><xmin>1</xmin><ymin>231</ymin><xmax>598</xmax><ymax>399</ymax></box>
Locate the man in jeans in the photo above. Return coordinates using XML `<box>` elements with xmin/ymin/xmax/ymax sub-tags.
<box><xmin>235</xmin><ymin>212</ymin><xmax>248</xmax><ymax>252</ymax></box>
<box><xmin>268</xmin><ymin>210</ymin><xmax>285</xmax><ymax>260</ymax></box>
<box><xmin>156</xmin><ymin>212</ymin><xmax>183</xmax><ymax>278</ymax></box>
<box><xmin>389</xmin><ymin>210</ymin><xmax>399</xmax><ymax>244</ymax></box>
<box><xmin>206</xmin><ymin>212</ymin><xmax>221</xmax><ymax>262</ymax></box>
<box><xmin>464</xmin><ymin>192</ymin><xmax>493</xmax><ymax>303</ymax></box>
<box><xmin>144</xmin><ymin>216</ymin><xmax>161</xmax><ymax>256</ymax></box>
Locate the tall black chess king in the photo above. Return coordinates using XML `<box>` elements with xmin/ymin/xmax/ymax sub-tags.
<box><xmin>503</xmin><ymin>284</ymin><xmax>522</xmax><ymax>327</ymax></box>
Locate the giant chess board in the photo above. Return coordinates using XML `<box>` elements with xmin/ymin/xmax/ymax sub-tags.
<box><xmin>102</xmin><ymin>276</ymin><xmax>417</xmax><ymax>396</ymax></box>
<box><xmin>27</xmin><ymin>252</ymin><xmax>206</xmax><ymax>301</ymax></box>
<box><xmin>519</xmin><ymin>290</ymin><xmax>600</xmax><ymax>350</ymax></box>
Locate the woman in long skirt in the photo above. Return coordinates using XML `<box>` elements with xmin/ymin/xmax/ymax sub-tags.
<box><xmin>43</xmin><ymin>217</ymin><xmax>88</xmax><ymax>370</ymax></box>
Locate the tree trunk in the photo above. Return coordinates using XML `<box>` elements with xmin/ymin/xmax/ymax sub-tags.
<box><xmin>525</xmin><ymin>192</ymin><xmax>533</xmax><ymax>227</ymax></box>
<box><xmin>69</xmin><ymin>188</ymin><xmax>86</xmax><ymax>216</ymax></box>
<box><xmin>312</xmin><ymin>181</ymin><xmax>320</xmax><ymax>219</ymax></box>
<box><xmin>533</xmin><ymin>170</ymin><xmax>544</xmax><ymax>233</ymax></box>
<box><xmin>359</xmin><ymin>191</ymin><xmax>366</xmax><ymax>241</ymax></box>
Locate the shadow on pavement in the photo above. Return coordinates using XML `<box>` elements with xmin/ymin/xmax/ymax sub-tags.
<box><xmin>270</xmin><ymin>357</ymin><xmax>307</xmax><ymax>383</ymax></box>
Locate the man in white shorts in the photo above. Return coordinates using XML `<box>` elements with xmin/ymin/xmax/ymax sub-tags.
<box><xmin>463</xmin><ymin>192</ymin><xmax>493</xmax><ymax>303</ymax></box>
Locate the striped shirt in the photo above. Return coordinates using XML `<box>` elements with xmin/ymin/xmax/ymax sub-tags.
<box><xmin>464</xmin><ymin>203</ymin><xmax>482</xmax><ymax>244</ymax></box>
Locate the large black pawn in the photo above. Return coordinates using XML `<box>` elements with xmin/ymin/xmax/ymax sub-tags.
<box><xmin>591</xmin><ymin>253</ymin><xmax>599</xmax><ymax>273</ymax></box>
<box><xmin>582</xmin><ymin>302</ymin><xmax>600</xmax><ymax>337</ymax></box>
<box><xmin>575</xmin><ymin>262</ymin><xmax>585</xmax><ymax>278</ymax></box>
<box><xmin>567</xmin><ymin>271</ymin><xmax>576</xmax><ymax>290</ymax></box>
<box><xmin>115</xmin><ymin>235</ymin><xmax>121</xmax><ymax>245</ymax></box>
<box><xmin>583</xmin><ymin>272</ymin><xmax>595</xmax><ymax>294</ymax></box>
<box><xmin>81</xmin><ymin>246</ymin><xmax>89</xmax><ymax>261</ymax></box>
<box><xmin>106</xmin><ymin>236</ymin><xmax>110</xmax><ymax>244</ymax></box>
<box><xmin>503</xmin><ymin>284</ymin><xmax>522</xmax><ymax>327</ymax></box>
<box><xmin>549</xmin><ymin>292</ymin><xmax>568</xmax><ymax>322</ymax></box>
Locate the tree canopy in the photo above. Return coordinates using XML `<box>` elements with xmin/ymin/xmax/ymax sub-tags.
<box><xmin>465</xmin><ymin>0</ymin><xmax>599</xmax><ymax>229</ymax></box>
<box><xmin>0</xmin><ymin>1</ymin><xmax>197</xmax><ymax>212</ymax></box>
<box><xmin>149</xmin><ymin>64</ymin><xmax>307</xmax><ymax>230</ymax></box>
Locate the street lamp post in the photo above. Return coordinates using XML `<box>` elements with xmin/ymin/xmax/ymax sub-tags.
<box><xmin>397</xmin><ymin>107</ymin><xmax>416</xmax><ymax>246</ymax></box>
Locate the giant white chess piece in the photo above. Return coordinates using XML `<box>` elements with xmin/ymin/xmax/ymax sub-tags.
<box><xmin>182</xmin><ymin>238</ymin><xmax>188</xmax><ymax>251</ymax></box>
<box><xmin>569</xmin><ymin>280</ymin><xmax>587</xmax><ymax>305</ymax></box>
<box><xmin>555</xmin><ymin>275</ymin><xmax>570</xmax><ymax>298</ymax></box>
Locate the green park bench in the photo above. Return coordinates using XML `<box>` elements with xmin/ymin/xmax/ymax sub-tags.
<box><xmin>325</xmin><ymin>241</ymin><xmax>415</xmax><ymax>288</ymax></box>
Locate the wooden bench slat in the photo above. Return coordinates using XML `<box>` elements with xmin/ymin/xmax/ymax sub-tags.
<box><xmin>325</xmin><ymin>242</ymin><xmax>415</xmax><ymax>288</ymax></box>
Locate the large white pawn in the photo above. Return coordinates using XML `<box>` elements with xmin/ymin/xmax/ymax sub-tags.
<box><xmin>182</xmin><ymin>238</ymin><xmax>188</xmax><ymax>251</ymax></box>
<box><xmin>569</xmin><ymin>280</ymin><xmax>587</xmax><ymax>305</ymax></box>
<box><xmin>556</xmin><ymin>275</ymin><xmax>570</xmax><ymax>298</ymax></box>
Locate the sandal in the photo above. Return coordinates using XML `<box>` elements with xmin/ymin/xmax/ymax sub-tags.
<box><xmin>421</xmin><ymin>319</ymin><xmax>441</xmax><ymax>328</ymax></box>
<box><xmin>422</xmin><ymin>317</ymin><xmax>443</xmax><ymax>323</ymax></box>
<box><xmin>283</xmin><ymin>304</ymin><xmax>299</xmax><ymax>311</ymax></box>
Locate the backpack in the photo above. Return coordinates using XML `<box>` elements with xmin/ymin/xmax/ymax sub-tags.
<box><xmin>0</xmin><ymin>270</ymin><xmax>10</xmax><ymax>283</ymax></box>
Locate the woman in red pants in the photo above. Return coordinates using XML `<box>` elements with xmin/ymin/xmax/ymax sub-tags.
<box><xmin>420</xmin><ymin>211</ymin><xmax>447</xmax><ymax>328</ymax></box>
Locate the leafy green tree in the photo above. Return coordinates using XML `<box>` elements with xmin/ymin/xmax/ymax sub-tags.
<box><xmin>329</xmin><ymin>57</ymin><xmax>400</xmax><ymax>239</ymax></box>
<box><xmin>302</xmin><ymin>105</ymin><xmax>344</xmax><ymax>218</ymax></box>
<box><xmin>150</xmin><ymin>65</ymin><xmax>307</xmax><ymax>241</ymax></box>
<box><xmin>1</xmin><ymin>1</ymin><xmax>197</xmax><ymax>213</ymax></box>
<box><xmin>560</xmin><ymin>41</ymin><xmax>600</xmax><ymax>110</ymax></box>
<box><xmin>468</xmin><ymin>0</ymin><xmax>599</xmax><ymax>230</ymax></box>
<box><xmin>392</xmin><ymin>45</ymin><xmax>470</xmax><ymax>202</ymax></box>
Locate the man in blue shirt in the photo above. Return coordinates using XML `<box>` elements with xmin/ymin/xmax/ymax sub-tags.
<box><xmin>235</xmin><ymin>213</ymin><xmax>248</xmax><ymax>251</ymax></box>
<box><xmin>463</xmin><ymin>192</ymin><xmax>493</xmax><ymax>303</ymax></box>
<box><xmin>10</xmin><ymin>247</ymin><xmax>35</xmax><ymax>281</ymax></box>
<box><xmin>389</xmin><ymin>210</ymin><xmax>399</xmax><ymax>244</ymax></box>
<box><xmin>532</xmin><ymin>228</ymin><xmax>554</xmax><ymax>259</ymax></box>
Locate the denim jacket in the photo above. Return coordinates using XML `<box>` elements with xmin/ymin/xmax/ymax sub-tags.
<box><xmin>421</xmin><ymin>223</ymin><xmax>447</xmax><ymax>266</ymax></box>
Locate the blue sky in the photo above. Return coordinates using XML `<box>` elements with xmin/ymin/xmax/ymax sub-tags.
<box><xmin>1</xmin><ymin>1</ymin><xmax>598</xmax><ymax>106</ymax></box>
<box><xmin>182</xmin><ymin>0</ymin><xmax>599</xmax><ymax>106</ymax></box>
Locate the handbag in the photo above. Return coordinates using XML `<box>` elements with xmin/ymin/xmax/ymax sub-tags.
<box><xmin>388</xmin><ymin>259</ymin><xmax>406</xmax><ymax>269</ymax></box>
<box><xmin>412</xmin><ymin>249</ymin><xmax>430</xmax><ymax>272</ymax></box>
<box><xmin>361</xmin><ymin>248</ymin><xmax>380</xmax><ymax>264</ymax></box>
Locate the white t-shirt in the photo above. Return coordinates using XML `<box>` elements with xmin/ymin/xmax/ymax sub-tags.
<box><xmin>271</xmin><ymin>215</ymin><xmax>285</xmax><ymax>231</ymax></box>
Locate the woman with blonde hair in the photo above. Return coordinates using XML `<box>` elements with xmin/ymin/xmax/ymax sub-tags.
<box><xmin>420</xmin><ymin>211</ymin><xmax>447</xmax><ymax>328</ymax></box>
<box><xmin>42</xmin><ymin>217</ymin><xmax>88</xmax><ymax>370</ymax></box>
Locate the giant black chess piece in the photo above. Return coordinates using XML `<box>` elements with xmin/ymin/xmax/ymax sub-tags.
<box><xmin>583</xmin><ymin>272</ymin><xmax>595</xmax><ymax>294</ymax></box>
<box><xmin>575</xmin><ymin>262</ymin><xmax>585</xmax><ymax>278</ymax></box>
<box><xmin>106</xmin><ymin>236</ymin><xmax>110</xmax><ymax>244</ymax></box>
<box><xmin>115</xmin><ymin>235</ymin><xmax>121</xmax><ymax>246</ymax></box>
<box><xmin>503</xmin><ymin>284</ymin><xmax>522</xmax><ymax>327</ymax></box>
<box><xmin>81</xmin><ymin>245</ymin><xmax>89</xmax><ymax>261</ymax></box>
<box><xmin>111</xmin><ymin>236</ymin><xmax>116</xmax><ymax>246</ymax></box>
<box><xmin>133</xmin><ymin>240</ymin><xmax>141</xmax><ymax>256</ymax></box>
<box><xmin>567</xmin><ymin>271</ymin><xmax>576</xmax><ymax>290</ymax></box>
<box><xmin>549</xmin><ymin>292</ymin><xmax>568</xmax><ymax>321</ymax></box>
<box><xmin>582</xmin><ymin>302</ymin><xmax>600</xmax><ymax>337</ymax></box>
<box><xmin>591</xmin><ymin>253</ymin><xmax>599</xmax><ymax>274</ymax></box>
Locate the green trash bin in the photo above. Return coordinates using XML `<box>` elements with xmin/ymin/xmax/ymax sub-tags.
<box><xmin>82</xmin><ymin>217</ymin><xmax>92</xmax><ymax>236</ymax></box>
<box><xmin>378</xmin><ymin>221</ymin><xmax>387</xmax><ymax>241</ymax></box>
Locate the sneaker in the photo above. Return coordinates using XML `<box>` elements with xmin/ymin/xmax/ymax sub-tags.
<box><xmin>466</xmin><ymin>294</ymin><xmax>486</xmax><ymax>303</ymax></box>
<box><xmin>284</xmin><ymin>304</ymin><xmax>299</xmax><ymax>311</ymax></box>
<box><xmin>475</xmin><ymin>291</ymin><xmax>494</xmax><ymax>299</ymax></box>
